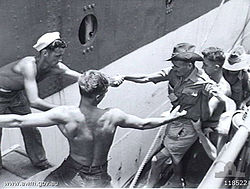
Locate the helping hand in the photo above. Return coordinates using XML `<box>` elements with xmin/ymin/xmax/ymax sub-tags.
<box><xmin>207</xmin><ymin>85</ymin><xmax>225</xmax><ymax>101</ymax></box>
<box><xmin>161</xmin><ymin>105</ymin><xmax>187</xmax><ymax>120</ymax></box>
<box><xmin>191</xmin><ymin>119</ymin><xmax>202</xmax><ymax>133</ymax></box>
<box><xmin>110</xmin><ymin>75</ymin><xmax>124</xmax><ymax>87</ymax></box>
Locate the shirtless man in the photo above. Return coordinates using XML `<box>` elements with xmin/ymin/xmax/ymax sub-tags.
<box><xmin>0</xmin><ymin>32</ymin><xmax>122</xmax><ymax>170</ymax></box>
<box><xmin>0</xmin><ymin>32</ymin><xmax>81</xmax><ymax>170</ymax></box>
<box><xmin>0</xmin><ymin>70</ymin><xmax>186</xmax><ymax>187</ymax></box>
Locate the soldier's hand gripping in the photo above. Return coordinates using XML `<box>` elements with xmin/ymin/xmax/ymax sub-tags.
<box><xmin>109</xmin><ymin>75</ymin><xmax>124</xmax><ymax>87</ymax></box>
<box><xmin>191</xmin><ymin>119</ymin><xmax>202</xmax><ymax>133</ymax></box>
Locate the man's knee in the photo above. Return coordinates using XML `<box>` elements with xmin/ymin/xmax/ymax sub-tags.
<box><xmin>151</xmin><ymin>153</ymin><xmax>172</xmax><ymax>168</ymax></box>
<box><xmin>150</xmin><ymin>155</ymin><xmax>163</xmax><ymax>170</ymax></box>
<box><xmin>151</xmin><ymin>155</ymin><xmax>158</xmax><ymax>163</ymax></box>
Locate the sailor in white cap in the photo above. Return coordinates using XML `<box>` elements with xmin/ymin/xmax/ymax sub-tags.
<box><xmin>33</xmin><ymin>31</ymin><xmax>61</xmax><ymax>51</ymax></box>
<box><xmin>0</xmin><ymin>31</ymin><xmax>123</xmax><ymax>171</ymax></box>
<box><xmin>0</xmin><ymin>31</ymin><xmax>82</xmax><ymax>171</ymax></box>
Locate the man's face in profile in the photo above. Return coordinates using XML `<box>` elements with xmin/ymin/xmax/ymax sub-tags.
<box><xmin>46</xmin><ymin>47</ymin><xmax>65</xmax><ymax>67</ymax></box>
<box><xmin>172</xmin><ymin>60</ymin><xmax>191</xmax><ymax>77</ymax></box>
<box><xmin>202</xmin><ymin>58</ymin><xmax>219</xmax><ymax>77</ymax></box>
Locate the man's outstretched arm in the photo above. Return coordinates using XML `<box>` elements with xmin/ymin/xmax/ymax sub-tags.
<box><xmin>0</xmin><ymin>107</ymin><xmax>66</xmax><ymax>128</ymax></box>
<box><xmin>57</xmin><ymin>62</ymin><xmax>81</xmax><ymax>80</ymax></box>
<box><xmin>123</xmin><ymin>72</ymin><xmax>166</xmax><ymax>83</ymax></box>
<box><xmin>114</xmin><ymin>106</ymin><xmax>186</xmax><ymax>130</ymax></box>
<box><xmin>112</xmin><ymin>67</ymin><xmax>171</xmax><ymax>84</ymax></box>
<box><xmin>21</xmin><ymin>59</ymin><xmax>58</xmax><ymax>111</ymax></box>
<box><xmin>57</xmin><ymin>63</ymin><xmax>125</xmax><ymax>88</ymax></box>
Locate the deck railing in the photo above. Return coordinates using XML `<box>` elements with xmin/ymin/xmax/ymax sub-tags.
<box><xmin>198</xmin><ymin>110</ymin><xmax>250</xmax><ymax>189</ymax></box>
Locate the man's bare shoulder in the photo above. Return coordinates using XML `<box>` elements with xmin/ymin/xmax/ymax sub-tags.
<box><xmin>58</xmin><ymin>105</ymin><xmax>82</xmax><ymax>114</ymax></box>
<box><xmin>105</xmin><ymin>108</ymin><xmax>125</xmax><ymax>116</ymax></box>
<box><xmin>53</xmin><ymin>105</ymin><xmax>78</xmax><ymax>112</ymax></box>
<box><xmin>99</xmin><ymin>108</ymin><xmax>125</xmax><ymax>124</ymax></box>
<box><xmin>18</xmin><ymin>56</ymin><xmax>35</xmax><ymax>65</ymax></box>
<box><xmin>50</xmin><ymin>106</ymin><xmax>84</xmax><ymax>121</ymax></box>
<box><xmin>17</xmin><ymin>56</ymin><xmax>36</xmax><ymax>73</ymax></box>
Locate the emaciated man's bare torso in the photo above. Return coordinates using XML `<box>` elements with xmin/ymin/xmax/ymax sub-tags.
<box><xmin>57</xmin><ymin>106</ymin><xmax>117</xmax><ymax>167</ymax></box>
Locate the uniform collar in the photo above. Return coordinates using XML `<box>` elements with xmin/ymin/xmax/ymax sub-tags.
<box><xmin>237</xmin><ymin>70</ymin><xmax>244</xmax><ymax>80</ymax></box>
<box><xmin>183</xmin><ymin>67</ymin><xmax>199</xmax><ymax>82</ymax></box>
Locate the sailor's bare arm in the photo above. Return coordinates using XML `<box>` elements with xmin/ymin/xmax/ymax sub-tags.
<box><xmin>57</xmin><ymin>63</ymin><xmax>124</xmax><ymax>87</ymax></box>
<box><xmin>113</xmin><ymin>106</ymin><xmax>186</xmax><ymax>129</ymax></box>
<box><xmin>57</xmin><ymin>62</ymin><xmax>81</xmax><ymax>80</ymax></box>
<box><xmin>0</xmin><ymin>106</ymin><xmax>68</xmax><ymax>128</ymax></box>
<box><xmin>21</xmin><ymin>58</ymin><xmax>58</xmax><ymax>111</ymax></box>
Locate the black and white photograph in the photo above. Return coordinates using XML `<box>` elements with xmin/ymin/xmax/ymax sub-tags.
<box><xmin>0</xmin><ymin>0</ymin><xmax>249</xmax><ymax>188</ymax></box>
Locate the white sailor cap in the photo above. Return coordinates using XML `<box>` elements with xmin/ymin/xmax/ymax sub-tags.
<box><xmin>33</xmin><ymin>32</ymin><xmax>61</xmax><ymax>51</ymax></box>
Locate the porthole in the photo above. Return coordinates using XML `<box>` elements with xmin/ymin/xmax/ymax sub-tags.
<box><xmin>78</xmin><ymin>14</ymin><xmax>97</xmax><ymax>45</ymax></box>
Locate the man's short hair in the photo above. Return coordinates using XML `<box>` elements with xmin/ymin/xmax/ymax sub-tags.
<box><xmin>202</xmin><ymin>47</ymin><xmax>225</xmax><ymax>67</ymax></box>
<box><xmin>45</xmin><ymin>39</ymin><xmax>67</xmax><ymax>51</ymax></box>
<box><xmin>78</xmin><ymin>70</ymin><xmax>109</xmax><ymax>97</ymax></box>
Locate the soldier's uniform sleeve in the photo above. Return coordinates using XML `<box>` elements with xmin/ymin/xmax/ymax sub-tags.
<box><xmin>148</xmin><ymin>67</ymin><xmax>172</xmax><ymax>84</ymax></box>
<box><xmin>243</xmin><ymin>70</ymin><xmax>250</xmax><ymax>92</ymax></box>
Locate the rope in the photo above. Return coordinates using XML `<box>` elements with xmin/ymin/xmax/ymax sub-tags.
<box><xmin>129</xmin><ymin>125</ymin><xmax>165</xmax><ymax>188</ymax></box>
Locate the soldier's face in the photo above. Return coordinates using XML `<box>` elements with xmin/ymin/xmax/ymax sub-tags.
<box><xmin>172</xmin><ymin>60</ymin><xmax>191</xmax><ymax>77</ymax></box>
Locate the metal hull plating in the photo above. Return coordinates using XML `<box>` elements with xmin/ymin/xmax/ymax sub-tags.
<box><xmin>2</xmin><ymin>0</ymin><xmax>250</xmax><ymax>188</ymax></box>
<box><xmin>0</xmin><ymin>0</ymin><xmax>223</xmax><ymax>97</ymax></box>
